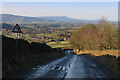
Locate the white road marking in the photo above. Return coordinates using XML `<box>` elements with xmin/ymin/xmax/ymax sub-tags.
<box><xmin>62</xmin><ymin>66</ymin><xmax>69</xmax><ymax>70</ymax></box>
<box><xmin>52</xmin><ymin>66</ymin><xmax>63</xmax><ymax>70</ymax></box>
<box><xmin>27</xmin><ymin>56</ymin><xmax>70</xmax><ymax>79</ymax></box>
<box><xmin>52</xmin><ymin>66</ymin><xmax>56</xmax><ymax>70</ymax></box>
<box><xmin>58</xmin><ymin>66</ymin><xmax>62</xmax><ymax>70</ymax></box>
<box><xmin>41</xmin><ymin>65</ymin><xmax>48</xmax><ymax>70</ymax></box>
<box><xmin>39</xmin><ymin>67</ymin><xmax>42</xmax><ymax>69</ymax></box>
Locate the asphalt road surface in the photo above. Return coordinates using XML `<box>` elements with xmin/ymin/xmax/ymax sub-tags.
<box><xmin>10</xmin><ymin>50</ymin><xmax>114</xmax><ymax>79</ymax></box>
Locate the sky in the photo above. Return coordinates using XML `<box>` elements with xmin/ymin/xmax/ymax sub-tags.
<box><xmin>1</xmin><ymin>0</ymin><xmax>120</xmax><ymax>2</ymax></box>
<box><xmin>1</xmin><ymin>2</ymin><xmax>118</xmax><ymax>21</ymax></box>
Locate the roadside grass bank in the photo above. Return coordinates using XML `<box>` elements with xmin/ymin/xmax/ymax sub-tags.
<box><xmin>46</xmin><ymin>41</ymin><xmax>71</xmax><ymax>48</ymax></box>
<box><xmin>76</xmin><ymin>50</ymin><xmax>119</xmax><ymax>57</ymax></box>
<box><xmin>75</xmin><ymin>50</ymin><xmax>120</xmax><ymax>78</ymax></box>
<box><xmin>2</xmin><ymin>35</ymin><xmax>65</xmax><ymax>78</ymax></box>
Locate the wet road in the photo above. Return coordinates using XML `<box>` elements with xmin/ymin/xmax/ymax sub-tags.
<box><xmin>10</xmin><ymin>50</ymin><xmax>114</xmax><ymax>79</ymax></box>
<box><xmin>20</xmin><ymin>54</ymin><xmax>114</xmax><ymax>79</ymax></box>
<box><xmin>65</xmin><ymin>55</ymin><xmax>113</xmax><ymax>78</ymax></box>
<box><xmin>25</xmin><ymin>54</ymin><xmax>73</xmax><ymax>79</ymax></box>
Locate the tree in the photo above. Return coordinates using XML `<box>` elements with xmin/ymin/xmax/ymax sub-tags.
<box><xmin>69</xmin><ymin>23</ymin><xmax>97</xmax><ymax>50</ymax></box>
<box><xmin>97</xmin><ymin>18</ymin><xmax>118</xmax><ymax>50</ymax></box>
<box><xmin>69</xmin><ymin>18</ymin><xmax>118</xmax><ymax>50</ymax></box>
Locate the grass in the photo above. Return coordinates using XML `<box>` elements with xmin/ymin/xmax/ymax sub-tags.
<box><xmin>0</xmin><ymin>31</ymin><xmax>2</xmax><ymax>35</ymax></box>
<box><xmin>61</xmin><ymin>41</ymin><xmax>69</xmax><ymax>44</ymax></box>
<box><xmin>47</xmin><ymin>42</ymin><xmax>56</xmax><ymax>45</ymax></box>
<box><xmin>35</xmin><ymin>34</ymin><xmax>53</xmax><ymax>37</ymax></box>
<box><xmin>23</xmin><ymin>26</ymin><xmax>33</xmax><ymax>28</ymax></box>
<box><xmin>46</xmin><ymin>41</ymin><xmax>71</xmax><ymax>48</ymax></box>
<box><xmin>76</xmin><ymin>50</ymin><xmax>119</xmax><ymax>58</ymax></box>
<box><xmin>52</xmin><ymin>44</ymin><xmax>71</xmax><ymax>48</ymax></box>
<box><xmin>4</xmin><ymin>35</ymin><xmax>12</xmax><ymax>38</ymax></box>
<box><xmin>3</xmin><ymin>33</ymin><xmax>71</xmax><ymax>48</ymax></box>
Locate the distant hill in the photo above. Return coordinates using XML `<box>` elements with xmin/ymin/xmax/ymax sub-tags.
<box><xmin>0</xmin><ymin>14</ymin><xmax>99</xmax><ymax>24</ymax></box>
<box><xmin>1</xmin><ymin>14</ymin><xmax>56</xmax><ymax>23</ymax></box>
<box><xmin>39</xmin><ymin>16</ymin><xmax>70</xmax><ymax>20</ymax></box>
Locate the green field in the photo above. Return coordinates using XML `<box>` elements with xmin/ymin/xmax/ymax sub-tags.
<box><xmin>0</xmin><ymin>31</ymin><xmax>2</xmax><ymax>35</ymax></box>
<box><xmin>46</xmin><ymin>41</ymin><xmax>71</xmax><ymax>48</ymax></box>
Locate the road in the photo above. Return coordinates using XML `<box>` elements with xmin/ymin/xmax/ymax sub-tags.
<box><xmin>11</xmin><ymin>50</ymin><xmax>114</xmax><ymax>79</ymax></box>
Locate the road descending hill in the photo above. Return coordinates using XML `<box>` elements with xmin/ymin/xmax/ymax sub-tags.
<box><xmin>4</xmin><ymin>53</ymin><xmax>115</xmax><ymax>79</ymax></box>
